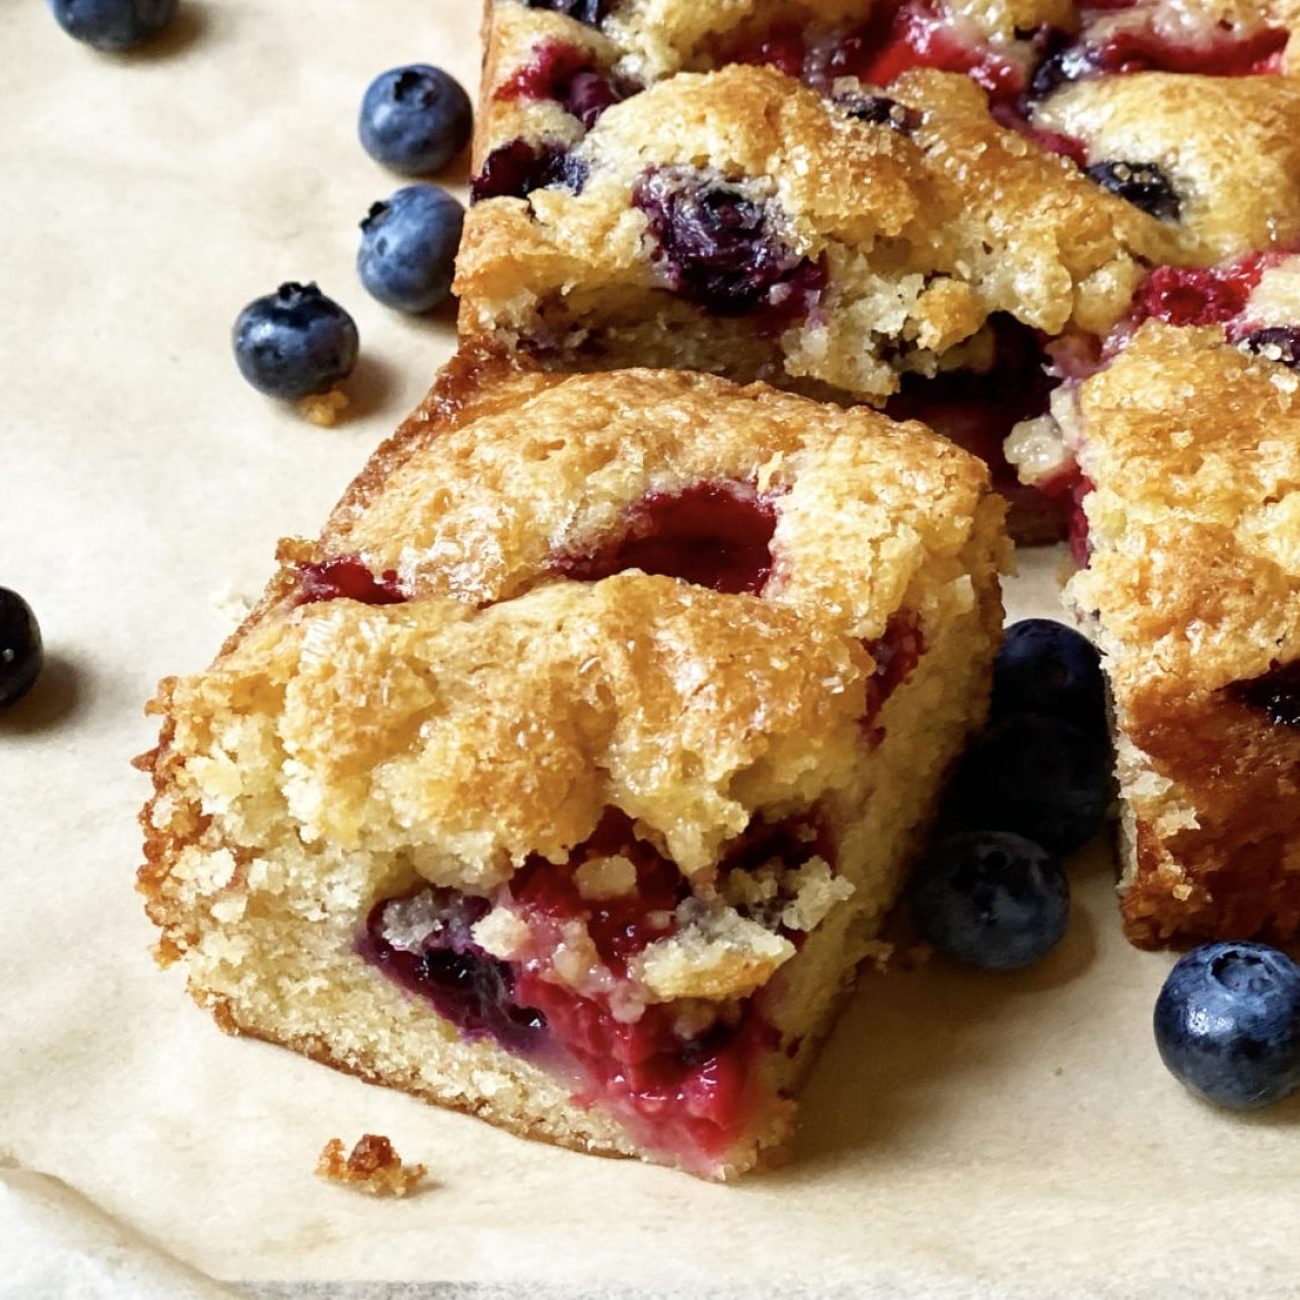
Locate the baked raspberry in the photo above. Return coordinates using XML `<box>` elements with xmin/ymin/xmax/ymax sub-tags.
<box><xmin>1129</xmin><ymin>257</ymin><xmax>1266</xmax><ymax>329</ymax></box>
<box><xmin>297</xmin><ymin>557</ymin><xmax>406</xmax><ymax>606</ymax></box>
<box><xmin>549</xmin><ymin>483</ymin><xmax>778</xmax><ymax>595</ymax></box>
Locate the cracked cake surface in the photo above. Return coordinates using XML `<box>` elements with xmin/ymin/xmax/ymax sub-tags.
<box><xmin>139</xmin><ymin>356</ymin><xmax>1006</xmax><ymax>1178</ymax></box>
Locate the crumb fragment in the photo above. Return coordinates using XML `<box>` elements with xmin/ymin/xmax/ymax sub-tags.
<box><xmin>315</xmin><ymin>1134</ymin><xmax>427</xmax><ymax>1197</ymax></box>
<box><xmin>298</xmin><ymin>387</ymin><xmax>350</xmax><ymax>427</ymax></box>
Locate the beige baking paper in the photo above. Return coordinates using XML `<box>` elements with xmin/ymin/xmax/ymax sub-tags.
<box><xmin>2</xmin><ymin>1</ymin><xmax>1298</xmax><ymax>1295</ymax></box>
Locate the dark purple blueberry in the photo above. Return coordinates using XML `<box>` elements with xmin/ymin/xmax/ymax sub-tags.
<box><xmin>1085</xmin><ymin>160</ymin><xmax>1180</xmax><ymax>222</ymax></box>
<box><xmin>992</xmin><ymin>619</ymin><xmax>1107</xmax><ymax>736</ymax></box>
<box><xmin>523</xmin><ymin>0</ymin><xmax>613</xmax><ymax>25</ymax></box>
<box><xmin>358</xmin><ymin>64</ymin><xmax>473</xmax><ymax>176</ymax></box>
<box><xmin>564</xmin><ymin>69</ymin><xmax>622</xmax><ymax>129</ymax></box>
<box><xmin>1155</xmin><ymin>942</ymin><xmax>1300</xmax><ymax>1110</ymax></box>
<box><xmin>469</xmin><ymin>139</ymin><xmax>586</xmax><ymax>202</ymax></box>
<box><xmin>1228</xmin><ymin>659</ymin><xmax>1300</xmax><ymax>726</ymax></box>
<box><xmin>909</xmin><ymin>832</ymin><xmax>1069</xmax><ymax>970</ymax></box>
<box><xmin>947</xmin><ymin>714</ymin><xmax>1113</xmax><ymax>856</ymax></box>
<box><xmin>231</xmin><ymin>283</ymin><xmax>359</xmax><ymax>401</ymax></box>
<box><xmin>0</xmin><ymin>589</ymin><xmax>43</xmax><ymax>709</ymax></box>
<box><xmin>47</xmin><ymin>0</ymin><xmax>177</xmax><ymax>50</ymax></box>
<box><xmin>358</xmin><ymin>185</ymin><xmax>464</xmax><ymax>313</ymax></box>
<box><xmin>1238</xmin><ymin>326</ymin><xmax>1300</xmax><ymax>370</ymax></box>
<box><xmin>632</xmin><ymin>166</ymin><xmax>806</xmax><ymax>316</ymax></box>
<box><xmin>835</xmin><ymin>92</ymin><xmax>921</xmax><ymax>135</ymax></box>
<box><xmin>361</xmin><ymin>889</ymin><xmax>547</xmax><ymax>1051</ymax></box>
<box><xmin>1024</xmin><ymin>30</ymin><xmax>1096</xmax><ymax>102</ymax></box>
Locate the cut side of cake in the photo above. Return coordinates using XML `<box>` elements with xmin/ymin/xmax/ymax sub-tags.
<box><xmin>1011</xmin><ymin>315</ymin><xmax>1300</xmax><ymax>947</ymax></box>
<box><xmin>138</xmin><ymin>355</ymin><xmax>1005</xmax><ymax>1178</ymax></box>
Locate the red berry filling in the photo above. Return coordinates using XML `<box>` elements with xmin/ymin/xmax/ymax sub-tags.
<box><xmin>297</xmin><ymin>556</ymin><xmax>407</xmax><ymax>606</ymax></box>
<box><xmin>550</xmin><ymin>482</ymin><xmax>779</xmax><ymax>595</ymax></box>
<box><xmin>360</xmin><ymin>807</ymin><xmax>835</xmax><ymax>1168</ymax></box>
<box><xmin>495</xmin><ymin>40</ymin><xmax>629</xmax><ymax>129</ymax></box>
<box><xmin>1128</xmin><ymin>256</ymin><xmax>1268</xmax><ymax>329</ymax></box>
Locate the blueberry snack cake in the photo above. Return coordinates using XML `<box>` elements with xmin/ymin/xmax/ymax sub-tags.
<box><xmin>139</xmin><ymin>357</ymin><xmax>1005</xmax><ymax>1178</ymax></box>
<box><xmin>465</xmin><ymin>1</ymin><xmax>1300</xmax><ymax>539</ymax></box>
<box><xmin>1011</xmin><ymin>278</ymin><xmax>1300</xmax><ymax>946</ymax></box>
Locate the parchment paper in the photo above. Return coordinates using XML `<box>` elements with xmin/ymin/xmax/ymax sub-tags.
<box><xmin>2</xmin><ymin>1</ymin><xmax>1298</xmax><ymax>1294</ymax></box>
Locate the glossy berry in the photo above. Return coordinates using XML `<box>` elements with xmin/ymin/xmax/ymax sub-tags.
<box><xmin>358</xmin><ymin>186</ymin><xmax>464</xmax><ymax>314</ymax></box>
<box><xmin>909</xmin><ymin>832</ymin><xmax>1069</xmax><ymax>970</ymax></box>
<box><xmin>232</xmin><ymin>283</ymin><xmax>359</xmax><ymax>401</ymax></box>
<box><xmin>1154</xmin><ymin>942</ymin><xmax>1300</xmax><ymax>1110</ymax></box>
<box><xmin>992</xmin><ymin>619</ymin><xmax>1106</xmax><ymax>735</ymax></box>
<box><xmin>1238</xmin><ymin>326</ymin><xmax>1300</xmax><ymax>370</ymax></box>
<box><xmin>836</xmin><ymin>92</ymin><xmax>922</xmax><ymax>135</ymax></box>
<box><xmin>0</xmin><ymin>589</ymin><xmax>43</xmax><ymax>709</ymax></box>
<box><xmin>469</xmin><ymin>140</ymin><xmax>586</xmax><ymax>203</ymax></box>
<box><xmin>523</xmin><ymin>0</ymin><xmax>612</xmax><ymax>24</ymax></box>
<box><xmin>1227</xmin><ymin>659</ymin><xmax>1300</xmax><ymax>727</ymax></box>
<box><xmin>1085</xmin><ymin>160</ymin><xmax>1180</xmax><ymax>222</ymax></box>
<box><xmin>47</xmin><ymin>0</ymin><xmax>177</xmax><ymax>50</ymax></box>
<box><xmin>948</xmin><ymin>714</ymin><xmax>1112</xmax><ymax>855</ymax></box>
<box><xmin>358</xmin><ymin>65</ymin><xmax>472</xmax><ymax>176</ymax></box>
<box><xmin>632</xmin><ymin>166</ymin><xmax>803</xmax><ymax>315</ymax></box>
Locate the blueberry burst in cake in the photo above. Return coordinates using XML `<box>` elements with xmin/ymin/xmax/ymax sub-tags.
<box><xmin>139</xmin><ymin>358</ymin><xmax>1004</xmax><ymax>1178</ymax></box>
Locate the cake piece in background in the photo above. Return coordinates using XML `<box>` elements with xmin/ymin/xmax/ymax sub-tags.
<box><xmin>1014</xmin><ymin>320</ymin><xmax>1300</xmax><ymax>947</ymax></box>
<box><xmin>138</xmin><ymin>354</ymin><xmax>1005</xmax><ymax>1179</ymax></box>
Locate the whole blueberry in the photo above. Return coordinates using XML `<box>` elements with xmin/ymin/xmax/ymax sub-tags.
<box><xmin>232</xmin><ymin>283</ymin><xmax>359</xmax><ymax>401</ymax></box>
<box><xmin>948</xmin><ymin>714</ymin><xmax>1112</xmax><ymax>855</ymax></box>
<box><xmin>47</xmin><ymin>0</ymin><xmax>177</xmax><ymax>49</ymax></box>
<box><xmin>1085</xmin><ymin>160</ymin><xmax>1181</xmax><ymax>223</ymax></box>
<box><xmin>0</xmin><ymin>589</ymin><xmax>43</xmax><ymax>709</ymax></box>
<box><xmin>358</xmin><ymin>65</ymin><xmax>473</xmax><ymax>176</ymax></box>
<box><xmin>1155</xmin><ymin>942</ymin><xmax>1300</xmax><ymax>1110</ymax></box>
<box><xmin>992</xmin><ymin>619</ymin><xmax>1107</xmax><ymax>734</ymax></box>
<box><xmin>1238</xmin><ymin>326</ymin><xmax>1300</xmax><ymax>371</ymax></box>
<box><xmin>357</xmin><ymin>186</ymin><xmax>464</xmax><ymax>314</ymax></box>
<box><xmin>910</xmin><ymin>832</ymin><xmax>1069</xmax><ymax>970</ymax></box>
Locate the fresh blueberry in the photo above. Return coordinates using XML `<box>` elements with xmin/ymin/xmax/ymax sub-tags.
<box><xmin>358</xmin><ymin>65</ymin><xmax>473</xmax><ymax>176</ymax></box>
<box><xmin>0</xmin><ymin>589</ymin><xmax>43</xmax><ymax>709</ymax></box>
<box><xmin>523</xmin><ymin>0</ymin><xmax>613</xmax><ymax>24</ymax></box>
<box><xmin>992</xmin><ymin>619</ymin><xmax>1107</xmax><ymax>735</ymax></box>
<box><xmin>469</xmin><ymin>139</ymin><xmax>587</xmax><ymax>202</ymax></box>
<box><xmin>1238</xmin><ymin>326</ymin><xmax>1300</xmax><ymax>370</ymax></box>
<box><xmin>47</xmin><ymin>0</ymin><xmax>177</xmax><ymax>50</ymax></box>
<box><xmin>1154</xmin><ymin>942</ymin><xmax>1300</xmax><ymax>1110</ymax></box>
<box><xmin>358</xmin><ymin>186</ymin><xmax>464</xmax><ymax>314</ymax></box>
<box><xmin>231</xmin><ymin>283</ymin><xmax>359</xmax><ymax>401</ymax></box>
<box><xmin>632</xmin><ymin>165</ymin><xmax>806</xmax><ymax>315</ymax></box>
<box><xmin>947</xmin><ymin>714</ymin><xmax>1112</xmax><ymax>855</ymax></box>
<box><xmin>909</xmin><ymin>831</ymin><xmax>1069</xmax><ymax>970</ymax></box>
<box><xmin>1085</xmin><ymin>160</ymin><xmax>1181</xmax><ymax>222</ymax></box>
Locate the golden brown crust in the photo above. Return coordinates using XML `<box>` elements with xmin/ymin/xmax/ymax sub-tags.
<box><xmin>457</xmin><ymin>63</ymin><xmax>1172</xmax><ymax>401</ymax></box>
<box><xmin>1069</xmin><ymin>324</ymin><xmax>1300</xmax><ymax>945</ymax></box>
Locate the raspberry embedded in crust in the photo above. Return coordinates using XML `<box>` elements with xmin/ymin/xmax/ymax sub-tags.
<box><xmin>548</xmin><ymin>482</ymin><xmax>779</xmax><ymax>595</ymax></box>
<box><xmin>1128</xmin><ymin>255</ymin><xmax>1268</xmax><ymax>329</ymax></box>
<box><xmin>495</xmin><ymin>40</ymin><xmax>629</xmax><ymax>129</ymax></box>
<box><xmin>297</xmin><ymin>556</ymin><xmax>406</xmax><ymax>606</ymax></box>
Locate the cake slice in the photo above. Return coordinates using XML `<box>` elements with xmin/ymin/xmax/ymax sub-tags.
<box><xmin>138</xmin><ymin>354</ymin><xmax>1005</xmax><ymax>1178</ymax></box>
<box><xmin>1011</xmin><ymin>313</ymin><xmax>1300</xmax><ymax>947</ymax></box>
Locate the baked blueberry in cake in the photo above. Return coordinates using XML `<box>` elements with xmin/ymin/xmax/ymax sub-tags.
<box><xmin>1009</xmin><ymin>298</ymin><xmax>1300</xmax><ymax>947</ymax></box>
<box><xmin>138</xmin><ymin>355</ymin><xmax>1006</xmax><ymax>1178</ymax></box>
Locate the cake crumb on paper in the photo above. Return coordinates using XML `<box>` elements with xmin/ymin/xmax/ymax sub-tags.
<box><xmin>315</xmin><ymin>1134</ymin><xmax>428</xmax><ymax>1197</ymax></box>
<box><xmin>298</xmin><ymin>387</ymin><xmax>350</xmax><ymax>427</ymax></box>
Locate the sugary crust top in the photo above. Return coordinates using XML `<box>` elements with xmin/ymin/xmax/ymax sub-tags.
<box><xmin>1032</xmin><ymin>75</ymin><xmax>1300</xmax><ymax>262</ymax></box>
<box><xmin>155</xmin><ymin>361</ymin><xmax>1000</xmax><ymax>890</ymax></box>
<box><xmin>1070</xmin><ymin>323</ymin><xmax>1300</xmax><ymax>699</ymax></box>
<box><xmin>457</xmin><ymin>66</ymin><xmax>1174</xmax><ymax>386</ymax></box>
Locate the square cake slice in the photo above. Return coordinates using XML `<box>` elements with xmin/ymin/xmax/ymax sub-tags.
<box><xmin>139</xmin><ymin>355</ymin><xmax>1005</xmax><ymax>1178</ymax></box>
<box><xmin>1034</xmin><ymin>321</ymin><xmax>1300</xmax><ymax>947</ymax></box>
